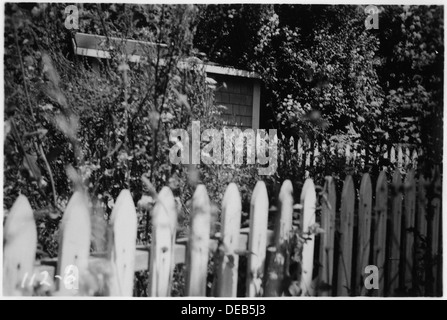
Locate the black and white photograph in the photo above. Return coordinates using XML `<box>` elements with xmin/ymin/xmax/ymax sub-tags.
<box><xmin>1</xmin><ymin>2</ymin><xmax>444</xmax><ymax>299</ymax></box>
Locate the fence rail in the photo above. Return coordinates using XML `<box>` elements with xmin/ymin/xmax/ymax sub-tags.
<box><xmin>3</xmin><ymin>168</ymin><xmax>442</xmax><ymax>297</ymax></box>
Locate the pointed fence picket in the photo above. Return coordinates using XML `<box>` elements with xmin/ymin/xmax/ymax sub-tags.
<box><xmin>337</xmin><ymin>175</ymin><xmax>355</xmax><ymax>296</ymax></box>
<box><xmin>215</xmin><ymin>183</ymin><xmax>242</xmax><ymax>297</ymax></box>
<box><xmin>109</xmin><ymin>190</ymin><xmax>138</xmax><ymax>296</ymax></box>
<box><xmin>319</xmin><ymin>176</ymin><xmax>336</xmax><ymax>296</ymax></box>
<box><xmin>404</xmin><ymin>170</ymin><xmax>416</xmax><ymax>290</ymax></box>
<box><xmin>373</xmin><ymin>171</ymin><xmax>388</xmax><ymax>296</ymax></box>
<box><xmin>300</xmin><ymin>178</ymin><xmax>317</xmax><ymax>296</ymax></box>
<box><xmin>149</xmin><ymin>187</ymin><xmax>177</xmax><ymax>297</ymax></box>
<box><xmin>3</xmin><ymin>165</ymin><xmax>441</xmax><ymax>297</ymax></box>
<box><xmin>185</xmin><ymin>185</ymin><xmax>211</xmax><ymax>296</ymax></box>
<box><xmin>246</xmin><ymin>181</ymin><xmax>269</xmax><ymax>297</ymax></box>
<box><xmin>3</xmin><ymin>195</ymin><xmax>37</xmax><ymax>296</ymax></box>
<box><xmin>388</xmin><ymin>169</ymin><xmax>403</xmax><ymax>295</ymax></box>
<box><xmin>57</xmin><ymin>191</ymin><xmax>91</xmax><ymax>296</ymax></box>
<box><xmin>265</xmin><ymin>180</ymin><xmax>293</xmax><ymax>296</ymax></box>
<box><xmin>356</xmin><ymin>173</ymin><xmax>372</xmax><ymax>296</ymax></box>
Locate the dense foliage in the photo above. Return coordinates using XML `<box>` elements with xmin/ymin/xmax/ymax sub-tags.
<box><xmin>3</xmin><ymin>4</ymin><xmax>443</xmax><ymax>296</ymax></box>
<box><xmin>5</xmin><ymin>4</ymin><xmax>225</xmax><ymax>254</ymax></box>
<box><xmin>195</xmin><ymin>4</ymin><xmax>443</xmax><ymax>171</ymax></box>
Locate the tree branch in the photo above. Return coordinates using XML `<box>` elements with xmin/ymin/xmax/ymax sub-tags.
<box><xmin>13</xmin><ymin>17</ymin><xmax>60</xmax><ymax>211</ymax></box>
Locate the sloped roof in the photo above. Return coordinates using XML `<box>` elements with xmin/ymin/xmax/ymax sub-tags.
<box><xmin>74</xmin><ymin>33</ymin><xmax>260</xmax><ymax>79</ymax></box>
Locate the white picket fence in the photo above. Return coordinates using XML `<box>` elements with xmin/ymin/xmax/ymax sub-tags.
<box><xmin>3</xmin><ymin>168</ymin><xmax>442</xmax><ymax>297</ymax></box>
<box><xmin>278</xmin><ymin>135</ymin><xmax>421</xmax><ymax>170</ymax></box>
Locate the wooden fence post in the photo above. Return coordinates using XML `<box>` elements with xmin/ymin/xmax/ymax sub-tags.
<box><xmin>109</xmin><ymin>190</ymin><xmax>137</xmax><ymax>296</ymax></box>
<box><xmin>300</xmin><ymin>178</ymin><xmax>317</xmax><ymax>296</ymax></box>
<box><xmin>403</xmin><ymin>170</ymin><xmax>416</xmax><ymax>291</ymax></box>
<box><xmin>57</xmin><ymin>191</ymin><xmax>91</xmax><ymax>296</ymax></box>
<box><xmin>149</xmin><ymin>186</ymin><xmax>177</xmax><ymax>297</ymax></box>
<box><xmin>215</xmin><ymin>183</ymin><xmax>242</xmax><ymax>297</ymax></box>
<box><xmin>388</xmin><ymin>168</ymin><xmax>403</xmax><ymax>296</ymax></box>
<box><xmin>265</xmin><ymin>180</ymin><xmax>293</xmax><ymax>296</ymax></box>
<box><xmin>357</xmin><ymin>173</ymin><xmax>372</xmax><ymax>296</ymax></box>
<box><xmin>373</xmin><ymin>171</ymin><xmax>388</xmax><ymax>296</ymax></box>
<box><xmin>337</xmin><ymin>175</ymin><xmax>355</xmax><ymax>296</ymax></box>
<box><xmin>246</xmin><ymin>181</ymin><xmax>269</xmax><ymax>297</ymax></box>
<box><xmin>319</xmin><ymin>176</ymin><xmax>336</xmax><ymax>296</ymax></box>
<box><xmin>3</xmin><ymin>195</ymin><xmax>37</xmax><ymax>296</ymax></box>
<box><xmin>186</xmin><ymin>184</ymin><xmax>211</xmax><ymax>296</ymax></box>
